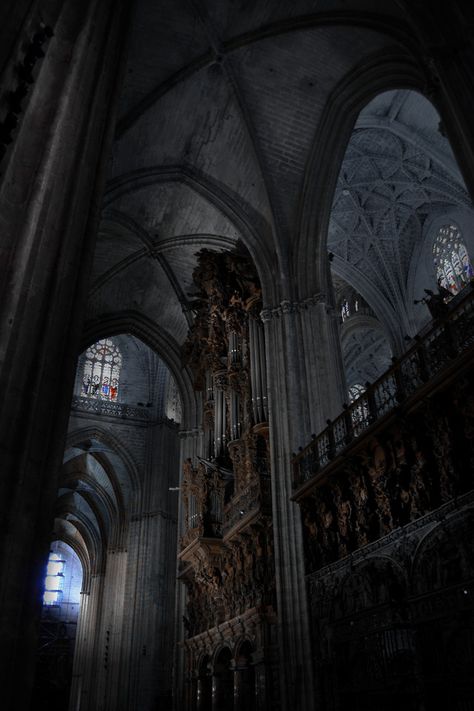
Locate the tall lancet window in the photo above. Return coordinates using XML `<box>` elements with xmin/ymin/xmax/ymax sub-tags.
<box><xmin>433</xmin><ymin>224</ymin><xmax>473</xmax><ymax>294</ymax></box>
<box><xmin>82</xmin><ymin>338</ymin><xmax>122</xmax><ymax>400</ymax></box>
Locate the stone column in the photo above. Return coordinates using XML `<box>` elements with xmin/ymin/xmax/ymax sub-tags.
<box><xmin>69</xmin><ymin>573</ymin><xmax>105</xmax><ymax>711</ymax></box>
<box><xmin>297</xmin><ymin>294</ymin><xmax>346</xmax><ymax>434</ymax></box>
<box><xmin>70</xmin><ymin>548</ymin><xmax>129</xmax><ymax>711</ymax></box>
<box><xmin>0</xmin><ymin>0</ymin><xmax>131</xmax><ymax>707</ymax></box>
<box><xmin>260</xmin><ymin>294</ymin><xmax>346</xmax><ymax>711</ymax></box>
<box><xmin>127</xmin><ymin>420</ymin><xmax>179</xmax><ymax>711</ymax></box>
<box><xmin>100</xmin><ymin>548</ymin><xmax>129</xmax><ymax>711</ymax></box>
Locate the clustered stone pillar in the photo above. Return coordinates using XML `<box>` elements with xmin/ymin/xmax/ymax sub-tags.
<box><xmin>0</xmin><ymin>0</ymin><xmax>130</xmax><ymax>707</ymax></box>
<box><xmin>69</xmin><ymin>573</ymin><xmax>104</xmax><ymax>711</ymax></box>
<box><xmin>256</xmin><ymin>301</ymin><xmax>336</xmax><ymax>711</ymax></box>
<box><xmin>260</xmin><ymin>291</ymin><xmax>347</xmax><ymax>711</ymax></box>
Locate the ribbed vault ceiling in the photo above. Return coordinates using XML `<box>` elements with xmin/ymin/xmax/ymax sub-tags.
<box><xmin>87</xmin><ymin>1</ymin><xmax>472</xmax><ymax>371</ymax></box>
<box><xmin>328</xmin><ymin>90</ymin><xmax>470</xmax><ymax>344</ymax></box>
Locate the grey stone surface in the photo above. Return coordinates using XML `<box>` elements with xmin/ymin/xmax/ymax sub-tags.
<box><xmin>1</xmin><ymin>1</ymin><xmax>474</xmax><ymax>710</ymax></box>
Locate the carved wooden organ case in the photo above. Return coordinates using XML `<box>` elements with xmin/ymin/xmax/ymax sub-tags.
<box><xmin>179</xmin><ymin>245</ymin><xmax>276</xmax><ymax>654</ymax></box>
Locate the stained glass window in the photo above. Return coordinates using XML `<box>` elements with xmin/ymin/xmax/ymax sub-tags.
<box><xmin>82</xmin><ymin>338</ymin><xmax>121</xmax><ymax>401</ymax></box>
<box><xmin>348</xmin><ymin>383</ymin><xmax>365</xmax><ymax>402</ymax></box>
<box><xmin>341</xmin><ymin>300</ymin><xmax>350</xmax><ymax>321</ymax></box>
<box><xmin>433</xmin><ymin>224</ymin><xmax>473</xmax><ymax>295</ymax></box>
<box><xmin>43</xmin><ymin>553</ymin><xmax>65</xmax><ymax>606</ymax></box>
<box><xmin>348</xmin><ymin>384</ymin><xmax>368</xmax><ymax>432</ymax></box>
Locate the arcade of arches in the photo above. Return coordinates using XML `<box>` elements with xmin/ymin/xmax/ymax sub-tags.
<box><xmin>1</xmin><ymin>2</ymin><xmax>474</xmax><ymax>710</ymax></box>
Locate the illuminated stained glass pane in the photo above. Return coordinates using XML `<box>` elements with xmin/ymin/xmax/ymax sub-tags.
<box><xmin>341</xmin><ymin>300</ymin><xmax>350</xmax><ymax>321</ymax></box>
<box><xmin>348</xmin><ymin>384</ymin><xmax>365</xmax><ymax>402</ymax></box>
<box><xmin>348</xmin><ymin>384</ymin><xmax>368</xmax><ymax>429</ymax></box>
<box><xmin>43</xmin><ymin>590</ymin><xmax>58</xmax><ymax>605</ymax></box>
<box><xmin>47</xmin><ymin>561</ymin><xmax>61</xmax><ymax>575</ymax></box>
<box><xmin>44</xmin><ymin>575</ymin><xmax>62</xmax><ymax>590</ymax></box>
<box><xmin>433</xmin><ymin>224</ymin><xmax>473</xmax><ymax>295</ymax></box>
<box><xmin>43</xmin><ymin>552</ymin><xmax>65</xmax><ymax>606</ymax></box>
<box><xmin>452</xmin><ymin>252</ymin><xmax>462</xmax><ymax>272</ymax></box>
<box><xmin>46</xmin><ymin>557</ymin><xmax>64</xmax><ymax>576</ymax></box>
<box><xmin>82</xmin><ymin>338</ymin><xmax>122</xmax><ymax>401</ymax></box>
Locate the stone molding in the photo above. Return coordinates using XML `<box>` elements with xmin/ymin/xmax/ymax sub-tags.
<box><xmin>260</xmin><ymin>292</ymin><xmax>327</xmax><ymax>322</ymax></box>
<box><xmin>178</xmin><ymin>427</ymin><xmax>204</xmax><ymax>439</ymax></box>
<box><xmin>131</xmin><ymin>509</ymin><xmax>178</xmax><ymax>523</ymax></box>
<box><xmin>306</xmin><ymin>488</ymin><xmax>474</xmax><ymax>585</ymax></box>
<box><xmin>72</xmin><ymin>395</ymin><xmax>150</xmax><ymax>421</ymax></box>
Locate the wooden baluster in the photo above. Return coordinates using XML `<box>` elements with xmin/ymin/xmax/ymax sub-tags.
<box><xmin>365</xmin><ymin>381</ymin><xmax>377</xmax><ymax>423</ymax></box>
<box><xmin>343</xmin><ymin>404</ymin><xmax>353</xmax><ymax>445</ymax></box>
<box><xmin>326</xmin><ymin>420</ymin><xmax>336</xmax><ymax>460</ymax></box>
<box><xmin>392</xmin><ymin>356</ymin><xmax>406</xmax><ymax>403</ymax></box>
<box><xmin>415</xmin><ymin>336</ymin><xmax>430</xmax><ymax>382</ymax></box>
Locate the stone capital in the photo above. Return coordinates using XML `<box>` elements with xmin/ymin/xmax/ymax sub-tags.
<box><xmin>260</xmin><ymin>293</ymin><xmax>327</xmax><ymax>322</ymax></box>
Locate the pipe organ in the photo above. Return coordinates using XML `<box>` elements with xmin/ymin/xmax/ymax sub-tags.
<box><xmin>180</xmin><ymin>245</ymin><xmax>278</xmax><ymax>710</ymax></box>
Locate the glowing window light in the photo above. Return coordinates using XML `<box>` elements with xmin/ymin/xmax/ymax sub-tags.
<box><xmin>46</xmin><ymin>559</ymin><xmax>63</xmax><ymax>576</ymax></box>
<box><xmin>341</xmin><ymin>300</ymin><xmax>350</xmax><ymax>322</ymax></box>
<box><xmin>82</xmin><ymin>338</ymin><xmax>121</xmax><ymax>401</ymax></box>
<box><xmin>42</xmin><ymin>552</ymin><xmax>65</xmax><ymax>606</ymax></box>
<box><xmin>433</xmin><ymin>224</ymin><xmax>473</xmax><ymax>294</ymax></box>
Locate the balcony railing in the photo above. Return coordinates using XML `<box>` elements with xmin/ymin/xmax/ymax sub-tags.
<box><xmin>222</xmin><ymin>474</ymin><xmax>272</xmax><ymax>537</ymax></box>
<box><xmin>293</xmin><ymin>284</ymin><xmax>474</xmax><ymax>491</ymax></box>
<box><xmin>71</xmin><ymin>396</ymin><xmax>150</xmax><ymax>421</ymax></box>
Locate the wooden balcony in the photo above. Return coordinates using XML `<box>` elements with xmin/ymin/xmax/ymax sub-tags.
<box><xmin>293</xmin><ymin>283</ymin><xmax>474</xmax><ymax>498</ymax></box>
<box><xmin>292</xmin><ymin>284</ymin><xmax>474</xmax><ymax>575</ymax></box>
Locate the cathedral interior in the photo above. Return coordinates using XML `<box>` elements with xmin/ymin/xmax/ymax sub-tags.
<box><xmin>1</xmin><ymin>2</ymin><xmax>474</xmax><ymax>710</ymax></box>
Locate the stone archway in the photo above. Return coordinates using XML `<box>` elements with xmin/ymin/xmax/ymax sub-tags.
<box><xmin>234</xmin><ymin>640</ymin><xmax>256</xmax><ymax>711</ymax></box>
<box><xmin>212</xmin><ymin>647</ymin><xmax>233</xmax><ymax>711</ymax></box>
<box><xmin>196</xmin><ymin>655</ymin><xmax>212</xmax><ymax>711</ymax></box>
